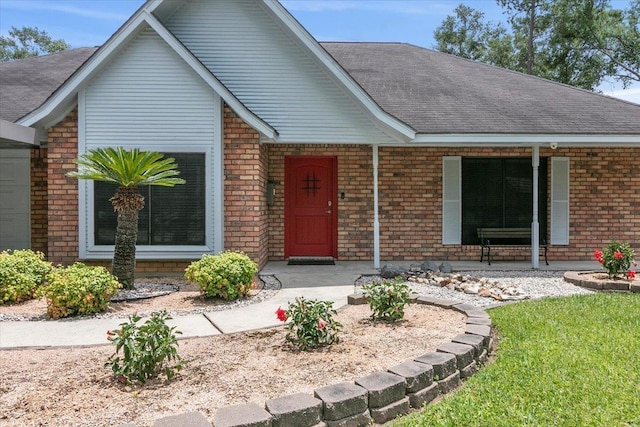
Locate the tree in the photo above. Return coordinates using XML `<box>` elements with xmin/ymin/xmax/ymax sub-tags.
<box><xmin>68</xmin><ymin>147</ymin><xmax>185</xmax><ymax>288</ymax></box>
<box><xmin>0</xmin><ymin>26</ymin><xmax>69</xmax><ymax>62</ymax></box>
<box><xmin>434</xmin><ymin>4</ymin><xmax>516</xmax><ymax>68</ymax></box>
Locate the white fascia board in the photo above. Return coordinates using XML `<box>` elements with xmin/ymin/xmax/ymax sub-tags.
<box><xmin>142</xmin><ymin>11</ymin><xmax>278</xmax><ymax>140</ymax></box>
<box><xmin>17</xmin><ymin>13</ymin><xmax>150</xmax><ymax>128</ymax></box>
<box><xmin>0</xmin><ymin>119</ymin><xmax>38</xmax><ymax>146</ymax></box>
<box><xmin>261</xmin><ymin>0</ymin><xmax>416</xmax><ymax>142</ymax></box>
<box><xmin>409</xmin><ymin>133</ymin><xmax>640</xmax><ymax>147</ymax></box>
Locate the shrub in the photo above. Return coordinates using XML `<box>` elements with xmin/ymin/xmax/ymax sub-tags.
<box><xmin>362</xmin><ymin>277</ymin><xmax>411</xmax><ymax>322</ymax></box>
<box><xmin>185</xmin><ymin>251</ymin><xmax>257</xmax><ymax>300</ymax></box>
<box><xmin>0</xmin><ymin>249</ymin><xmax>52</xmax><ymax>304</ymax></box>
<box><xmin>37</xmin><ymin>263</ymin><xmax>121</xmax><ymax>319</ymax></box>
<box><xmin>594</xmin><ymin>241</ymin><xmax>636</xmax><ymax>279</ymax></box>
<box><xmin>105</xmin><ymin>311</ymin><xmax>183</xmax><ymax>385</ymax></box>
<box><xmin>276</xmin><ymin>297</ymin><xmax>342</xmax><ymax>351</ymax></box>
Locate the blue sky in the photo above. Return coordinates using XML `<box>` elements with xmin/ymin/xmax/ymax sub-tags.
<box><xmin>1</xmin><ymin>0</ymin><xmax>638</xmax><ymax>103</ymax></box>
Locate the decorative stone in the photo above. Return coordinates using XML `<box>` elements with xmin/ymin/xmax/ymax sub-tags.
<box><xmin>421</xmin><ymin>261</ymin><xmax>439</xmax><ymax>272</ymax></box>
<box><xmin>355</xmin><ymin>371</ymin><xmax>406</xmax><ymax>408</ymax></box>
<box><xmin>437</xmin><ymin>342</ymin><xmax>475</xmax><ymax>370</ymax></box>
<box><xmin>439</xmin><ymin>262</ymin><xmax>453</xmax><ymax>273</ymax></box>
<box><xmin>387</xmin><ymin>361</ymin><xmax>433</xmax><ymax>393</ymax></box>
<box><xmin>380</xmin><ymin>264</ymin><xmax>406</xmax><ymax>279</ymax></box>
<box><xmin>265</xmin><ymin>393</ymin><xmax>323</xmax><ymax>427</ymax></box>
<box><xmin>324</xmin><ymin>410</ymin><xmax>371</xmax><ymax>427</ymax></box>
<box><xmin>347</xmin><ymin>293</ymin><xmax>367</xmax><ymax>305</ymax></box>
<box><xmin>466</xmin><ymin>324</ymin><xmax>492</xmax><ymax>347</ymax></box>
<box><xmin>466</xmin><ymin>317</ymin><xmax>492</xmax><ymax>326</ymax></box>
<box><xmin>414</xmin><ymin>352</ymin><xmax>457</xmax><ymax>381</ymax></box>
<box><xmin>437</xmin><ymin>371</ymin><xmax>461</xmax><ymax>394</ymax></box>
<box><xmin>631</xmin><ymin>283</ymin><xmax>640</xmax><ymax>293</ymax></box>
<box><xmin>314</xmin><ymin>382</ymin><xmax>368</xmax><ymax>421</ymax></box>
<box><xmin>478</xmin><ymin>349</ymin><xmax>489</xmax><ymax>364</ymax></box>
<box><xmin>369</xmin><ymin>397</ymin><xmax>410</xmax><ymax>424</ymax></box>
<box><xmin>407</xmin><ymin>382</ymin><xmax>439</xmax><ymax>408</ymax></box>
<box><xmin>153</xmin><ymin>412</ymin><xmax>212</xmax><ymax>427</ymax></box>
<box><xmin>451</xmin><ymin>303</ymin><xmax>478</xmax><ymax>314</ymax></box>
<box><xmin>460</xmin><ymin>360</ymin><xmax>478</xmax><ymax>379</ymax></box>
<box><xmin>213</xmin><ymin>403</ymin><xmax>272</xmax><ymax>427</ymax></box>
<box><xmin>418</xmin><ymin>297</ymin><xmax>459</xmax><ymax>309</ymax></box>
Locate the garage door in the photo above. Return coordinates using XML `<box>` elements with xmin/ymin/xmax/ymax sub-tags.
<box><xmin>0</xmin><ymin>149</ymin><xmax>30</xmax><ymax>250</ymax></box>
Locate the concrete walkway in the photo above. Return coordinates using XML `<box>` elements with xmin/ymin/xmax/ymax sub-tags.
<box><xmin>0</xmin><ymin>260</ymin><xmax>599</xmax><ymax>349</ymax></box>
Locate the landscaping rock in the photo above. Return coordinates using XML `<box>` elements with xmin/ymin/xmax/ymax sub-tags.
<box><xmin>355</xmin><ymin>371</ymin><xmax>406</xmax><ymax>408</ymax></box>
<box><xmin>369</xmin><ymin>397</ymin><xmax>410</xmax><ymax>424</ymax></box>
<box><xmin>439</xmin><ymin>262</ymin><xmax>453</xmax><ymax>273</ymax></box>
<box><xmin>631</xmin><ymin>283</ymin><xmax>640</xmax><ymax>293</ymax></box>
<box><xmin>437</xmin><ymin>342</ymin><xmax>475</xmax><ymax>370</ymax></box>
<box><xmin>417</xmin><ymin>296</ymin><xmax>459</xmax><ymax>309</ymax></box>
<box><xmin>265</xmin><ymin>393</ymin><xmax>323</xmax><ymax>427</ymax></box>
<box><xmin>214</xmin><ymin>403</ymin><xmax>272</xmax><ymax>427</ymax></box>
<box><xmin>466</xmin><ymin>324</ymin><xmax>492</xmax><ymax>347</ymax></box>
<box><xmin>478</xmin><ymin>349</ymin><xmax>489</xmax><ymax>364</ymax></box>
<box><xmin>414</xmin><ymin>352</ymin><xmax>456</xmax><ymax>381</ymax></box>
<box><xmin>407</xmin><ymin>382</ymin><xmax>439</xmax><ymax>408</ymax></box>
<box><xmin>387</xmin><ymin>361</ymin><xmax>433</xmax><ymax>393</ymax></box>
<box><xmin>466</xmin><ymin>316</ymin><xmax>492</xmax><ymax>326</ymax></box>
<box><xmin>420</xmin><ymin>261</ymin><xmax>440</xmax><ymax>272</ymax></box>
<box><xmin>324</xmin><ymin>410</ymin><xmax>371</xmax><ymax>427</ymax></box>
<box><xmin>437</xmin><ymin>371</ymin><xmax>461</xmax><ymax>394</ymax></box>
<box><xmin>460</xmin><ymin>360</ymin><xmax>478</xmax><ymax>379</ymax></box>
<box><xmin>346</xmin><ymin>293</ymin><xmax>367</xmax><ymax>305</ymax></box>
<box><xmin>314</xmin><ymin>382</ymin><xmax>368</xmax><ymax>421</ymax></box>
<box><xmin>153</xmin><ymin>412</ymin><xmax>212</xmax><ymax>427</ymax></box>
<box><xmin>380</xmin><ymin>264</ymin><xmax>406</xmax><ymax>279</ymax></box>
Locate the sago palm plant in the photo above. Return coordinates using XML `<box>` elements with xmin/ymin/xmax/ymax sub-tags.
<box><xmin>68</xmin><ymin>147</ymin><xmax>185</xmax><ymax>288</ymax></box>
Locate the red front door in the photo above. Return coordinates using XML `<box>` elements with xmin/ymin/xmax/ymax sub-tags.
<box><xmin>285</xmin><ymin>156</ymin><xmax>337</xmax><ymax>258</ymax></box>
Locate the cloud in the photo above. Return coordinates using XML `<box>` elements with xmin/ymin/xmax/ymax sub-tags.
<box><xmin>281</xmin><ymin>0</ymin><xmax>448</xmax><ymax>15</ymax></box>
<box><xmin>604</xmin><ymin>87</ymin><xmax>640</xmax><ymax>105</ymax></box>
<box><xmin>1</xmin><ymin>0</ymin><xmax>133</xmax><ymax>21</ymax></box>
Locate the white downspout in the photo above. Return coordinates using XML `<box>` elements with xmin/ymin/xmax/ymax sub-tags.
<box><xmin>531</xmin><ymin>145</ymin><xmax>540</xmax><ymax>269</ymax></box>
<box><xmin>373</xmin><ymin>145</ymin><xmax>380</xmax><ymax>269</ymax></box>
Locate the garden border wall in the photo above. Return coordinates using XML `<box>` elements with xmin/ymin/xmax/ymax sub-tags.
<box><xmin>127</xmin><ymin>295</ymin><xmax>495</xmax><ymax>427</ymax></box>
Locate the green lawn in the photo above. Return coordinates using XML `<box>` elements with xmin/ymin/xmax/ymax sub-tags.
<box><xmin>393</xmin><ymin>293</ymin><xmax>640</xmax><ymax>427</ymax></box>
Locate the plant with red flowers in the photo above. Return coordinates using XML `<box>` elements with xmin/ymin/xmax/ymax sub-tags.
<box><xmin>276</xmin><ymin>297</ymin><xmax>342</xmax><ymax>351</ymax></box>
<box><xmin>594</xmin><ymin>241</ymin><xmax>636</xmax><ymax>279</ymax></box>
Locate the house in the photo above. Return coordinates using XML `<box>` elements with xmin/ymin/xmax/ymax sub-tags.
<box><xmin>1</xmin><ymin>0</ymin><xmax>639</xmax><ymax>273</ymax></box>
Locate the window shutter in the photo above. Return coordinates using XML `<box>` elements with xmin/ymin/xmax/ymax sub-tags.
<box><xmin>551</xmin><ymin>157</ymin><xmax>570</xmax><ymax>245</ymax></box>
<box><xmin>442</xmin><ymin>156</ymin><xmax>462</xmax><ymax>244</ymax></box>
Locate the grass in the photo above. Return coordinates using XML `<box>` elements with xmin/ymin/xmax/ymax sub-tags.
<box><xmin>392</xmin><ymin>293</ymin><xmax>640</xmax><ymax>427</ymax></box>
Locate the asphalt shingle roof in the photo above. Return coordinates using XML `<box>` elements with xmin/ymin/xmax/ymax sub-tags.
<box><xmin>0</xmin><ymin>47</ymin><xmax>97</xmax><ymax>123</ymax></box>
<box><xmin>1</xmin><ymin>43</ymin><xmax>639</xmax><ymax>136</ymax></box>
<box><xmin>321</xmin><ymin>42</ymin><xmax>640</xmax><ymax>134</ymax></box>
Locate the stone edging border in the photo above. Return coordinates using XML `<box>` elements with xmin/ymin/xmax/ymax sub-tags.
<box><xmin>130</xmin><ymin>294</ymin><xmax>495</xmax><ymax>427</ymax></box>
<box><xmin>563</xmin><ymin>271</ymin><xmax>640</xmax><ymax>293</ymax></box>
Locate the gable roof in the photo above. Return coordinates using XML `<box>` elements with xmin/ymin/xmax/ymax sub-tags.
<box><xmin>321</xmin><ymin>42</ymin><xmax>640</xmax><ymax>136</ymax></box>
<box><xmin>0</xmin><ymin>47</ymin><xmax>96</xmax><ymax>123</ymax></box>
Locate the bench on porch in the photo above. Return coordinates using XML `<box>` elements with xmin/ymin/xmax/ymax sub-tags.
<box><xmin>477</xmin><ymin>227</ymin><xmax>548</xmax><ymax>266</ymax></box>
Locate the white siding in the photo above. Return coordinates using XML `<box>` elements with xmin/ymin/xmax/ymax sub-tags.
<box><xmin>551</xmin><ymin>157</ymin><xmax>570</xmax><ymax>245</ymax></box>
<box><xmin>81</xmin><ymin>27</ymin><xmax>222</xmax><ymax>259</ymax></box>
<box><xmin>164</xmin><ymin>0</ymin><xmax>397</xmax><ymax>144</ymax></box>
<box><xmin>442</xmin><ymin>156</ymin><xmax>461</xmax><ymax>245</ymax></box>
<box><xmin>84</xmin><ymin>27</ymin><xmax>217</xmax><ymax>147</ymax></box>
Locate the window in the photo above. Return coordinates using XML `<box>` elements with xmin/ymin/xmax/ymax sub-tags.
<box><xmin>94</xmin><ymin>152</ymin><xmax>206</xmax><ymax>246</ymax></box>
<box><xmin>461</xmin><ymin>157</ymin><xmax>547</xmax><ymax>245</ymax></box>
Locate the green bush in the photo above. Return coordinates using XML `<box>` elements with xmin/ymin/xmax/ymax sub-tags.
<box><xmin>37</xmin><ymin>263</ymin><xmax>121</xmax><ymax>319</ymax></box>
<box><xmin>594</xmin><ymin>241</ymin><xmax>636</xmax><ymax>279</ymax></box>
<box><xmin>105</xmin><ymin>311</ymin><xmax>183</xmax><ymax>385</ymax></box>
<box><xmin>277</xmin><ymin>297</ymin><xmax>342</xmax><ymax>351</ymax></box>
<box><xmin>0</xmin><ymin>249</ymin><xmax>52</xmax><ymax>304</ymax></box>
<box><xmin>185</xmin><ymin>251</ymin><xmax>258</xmax><ymax>300</ymax></box>
<box><xmin>362</xmin><ymin>278</ymin><xmax>411</xmax><ymax>322</ymax></box>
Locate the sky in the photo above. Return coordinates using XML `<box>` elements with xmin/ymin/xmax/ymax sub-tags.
<box><xmin>1</xmin><ymin>0</ymin><xmax>638</xmax><ymax>104</ymax></box>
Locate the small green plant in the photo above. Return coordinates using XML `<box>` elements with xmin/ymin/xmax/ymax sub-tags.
<box><xmin>185</xmin><ymin>251</ymin><xmax>258</xmax><ymax>300</ymax></box>
<box><xmin>276</xmin><ymin>297</ymin><xmax>342</xmax><ymax>351</ymax></box>
<box><xmin>594</xmin><ymin>240</ymin><xmax>636</xmax><ymax>279</ymax></box>
<box><xmin>362</xmin><ymin>277</ymin><xmax>411</xmax><ymax>322</ymax></box>
<box><xmin>0</xmin><ymin>249</ymin><xmax>52</xmax><ymax>304</ymax></box>
<box><xmin>37</xmin><ymin>262</ymin><xmax>120</xmax><ymax>319</ymax></box>
<box><xmin>105</xmin><ymin>311</ymin><xmax>183</xmax><ymax>384</ymax></box>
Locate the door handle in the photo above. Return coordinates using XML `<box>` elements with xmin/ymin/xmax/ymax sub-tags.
<box><xmin>326</xmin><ymin>210</ymin><xmax>332</xmax><ymax>214</ymax></box>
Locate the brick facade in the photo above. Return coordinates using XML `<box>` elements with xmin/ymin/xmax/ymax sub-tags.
<box><xmin>31</xmin><ymin>107</ymin><xmax>640</xmax><ymax>271</ymax></box>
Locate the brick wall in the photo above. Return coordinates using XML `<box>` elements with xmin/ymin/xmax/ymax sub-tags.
<box><xmin>223</xmin><ymin>106</ymin><xmax>269</xmax><ymax>269</ymax></box>
<box><xmin>46</xmin><ymin>108</ymin><xmax>80</xmax><ymax>264</ymax></box>
<box><xmin>30</xmin><ymin>147</ymin><xmax>48</xmax><ymax>254</ymax></box>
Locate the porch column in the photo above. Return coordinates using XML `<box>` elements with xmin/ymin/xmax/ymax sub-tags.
<box><xmin>372</xmin><ymin>145</ymin><xmax>380</xmax><ymax>269</ymax></box>
<box><xmin>531</xmin><ymin>145</ymin><xmax>540</xmax><ymax>269</ymax></box>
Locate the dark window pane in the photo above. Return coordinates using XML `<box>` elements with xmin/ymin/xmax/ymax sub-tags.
<box><xmin>94</xmin><ymin>152</ymin><xmax>205</xmax><ymax>246</ymax></box>
<box><xmin>462</xmin><ymin>157</ymin><xmax>547</xmax><ymax>245</ymax></box>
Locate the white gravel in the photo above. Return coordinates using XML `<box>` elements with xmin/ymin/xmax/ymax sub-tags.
<box><xmin>356</xmin><ymin>270</ymin><xmax>594</xmax><ymax>308</ymax></box>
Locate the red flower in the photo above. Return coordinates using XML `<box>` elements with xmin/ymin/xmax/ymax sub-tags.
<box><xmin>614</xmin><ymin>251</ymin><xmax>624</xmax><ymax>260</ymax></box>
<box><xmin>318</xmin><ymin>319</ymin><xmax>327</xmax><ymax>330</ymax></box>
<box><xmin>594</xmin><ymin>250</ymin><xmax>603</xmax><ymax>262</ymax></box>
<box><xmin>276</xmin><ymin>307</ymin><xmax>287</xmax><ymax>322</ymax></box>
<box><xmin>628</xmin><ymin>271</ymin><xmax>636</xmax><ymax>279</ymax></box>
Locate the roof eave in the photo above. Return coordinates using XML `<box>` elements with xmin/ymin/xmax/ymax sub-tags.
<box><xmin>408</xmin><ymin>133</ymin><xmax>640</xmax><ymax>147</ymax></box>
<box><xmin>0</xmin><ymin>119</ymin><xmax>39</xmax><ymax>147</ymax></box>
